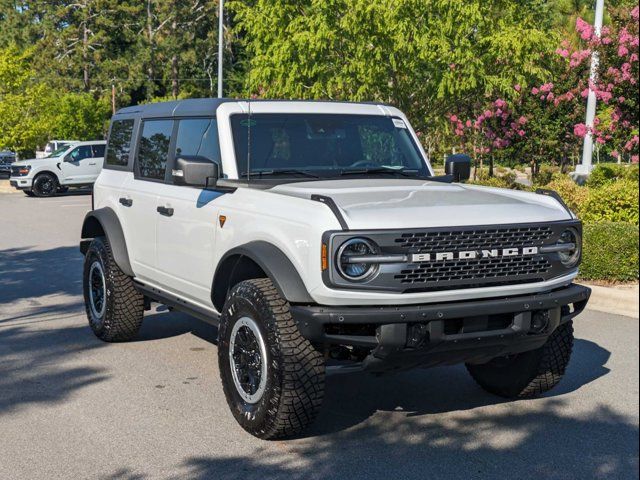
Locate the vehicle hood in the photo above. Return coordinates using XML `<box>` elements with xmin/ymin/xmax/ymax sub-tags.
<box><xmin>269</xmin><ymin>179</ymin><xmax>572</xmax><ymax>229</ymax></box>
<box><xmin>12</xmin><ymin>157</ymin><xmax>53</xmax><ymax>167</ymax></box>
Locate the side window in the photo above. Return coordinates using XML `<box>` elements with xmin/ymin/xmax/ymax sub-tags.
<box><xmin>92</xmin><ymin>144</ymin><xmax>106</xmax><ymax>158</ymax></box>
<box><xmin>137</xmin><ymin>119</ymin><xmax>173</xmax><ymax>181</ymax></box>
<box><xmin>106</xmin><ymin>119</ymin><xmax>134</xmax><ymax>167</ymax></box>
<box><xmin>174</xmin><ymin>118</ymin><xmax>221</xmax><ymax>165</ymax></box>
<box><xmin>68</xmin><ymin>145</ymin><xmax>93</xmax><ymax>162</ymax></box>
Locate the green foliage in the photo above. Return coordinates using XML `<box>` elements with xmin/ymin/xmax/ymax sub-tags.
<box><xmin>581</xmin><ymin>180</ymin><xmax>639</xmax><ymax>225</ymax></box>
<box><xmin>586</xmin><ymin>163</ymin><xmax>640</xmax><ymax>188</ymax></box>
<box><xmin>0</xmin><ymin>47</ymin><xmax>108</xmax><ymax>156</ymax></box>
<box><xmin>229</xmin><ymin>0</ymin><xmax>557</xmax><ymax>135</ymax></box>
<box><xmin>51</xmin><ymin>93</ymin><xmax>110</xmax><ymax>141</ymax></box>
<box><xmin>544</xmin><ymin>175</ymin><xmax>589</xmax><ymax>215</ymax></box>
<box><xmin>580</xmin><ymin>222</ymin><xmax>639</xmax><ymax>282</ymax></box>
<box><xmin>469</xmin><ymin>171</ymin><xmax>524</xmax><ymax>190</ymax></box>
<box><xmin>532</xmin><ymin>165</ymin><xmax>561</xmax><ymax>186</ymax></box>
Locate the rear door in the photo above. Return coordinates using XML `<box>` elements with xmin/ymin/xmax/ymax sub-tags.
<box><xmin>86</xmin><ymin>143</ymin><xmax>106</xmax><ymax>182</ymax></box>
<box><xmin>120</xmin><ymin>119</ymin><xmax>175</xmax><ymax>282</ymax></box>
<box><xmin>154</xmin><ymin>117</ymin><xmax>222</xmax><ymax>306</ymax></box>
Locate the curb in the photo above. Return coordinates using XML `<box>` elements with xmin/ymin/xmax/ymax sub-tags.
<box><xmin>581</xmin><ymin>282</ymin><xmax>639</xmax><ymax>318</ymax></box>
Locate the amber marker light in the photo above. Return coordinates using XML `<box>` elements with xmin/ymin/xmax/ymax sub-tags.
<box><xmin>321</xmin><ymin>243</ymin><xmax>328</xmax><ymax>271</ymax></box>
<box><xmin>219</xmin><ymin>215</ymin><xmax>227</xmax><ymax>228</ymax></box>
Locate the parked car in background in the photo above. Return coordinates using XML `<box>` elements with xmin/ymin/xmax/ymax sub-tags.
<box><xmin>10</xmin><ymin>141</ymin><xmax>106</xmax><ymax>196</ymax></box>
<box><xmin>0</xmin><ymin>151</ymin><xmax>17</xmax><ymax>178</ymax></box>
<box><xmin>35</xmin><ymin>139</ymin><xmax>78</xmax><ymax>159</ymax></box>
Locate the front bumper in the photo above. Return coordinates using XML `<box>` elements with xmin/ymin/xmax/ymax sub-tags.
<box><xmin>9</xmin><ymin>178</ymin><xmax>32</xmax><ymax>190</ymax></box>
<box><xmin>291</xmin><ymin>283</ymin><xmax>590</xmax><ymax>372</ymax></box>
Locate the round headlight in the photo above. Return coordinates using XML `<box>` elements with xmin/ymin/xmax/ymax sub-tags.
<box><xmin>558</xmin><ymin>228</ymin><xmax>581</xmax><ymax>267</ymax></box>
<box><xmin>336</xmin><ymin>238</ymin><xmax>379</xmax><ymax>281</ymax></box>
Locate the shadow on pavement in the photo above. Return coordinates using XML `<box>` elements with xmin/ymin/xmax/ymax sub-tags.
<box><xmin>179</xmin><ymin>400</ymin><xmax>638</xmax><ymax>480</ymax></box>
<box><xmin>177</xmin><ymin>338</ymin><xmax>629</xmax><ymax>479</ymax></box>
<box><xmin>0</xmin><ymin>245</ymin><xmax>84</xmax><ymax>307</ymax></box>
<box><xmin>0</xmin><ymin>323</ymin><xmax>108</xmax><ymax>416</ymax></box>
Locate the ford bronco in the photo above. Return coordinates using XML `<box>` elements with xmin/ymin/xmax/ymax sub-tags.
<box><xmin>80</xmin><ymin>99</ymin><xmax>590</xmax><ymax>439</ymax></box>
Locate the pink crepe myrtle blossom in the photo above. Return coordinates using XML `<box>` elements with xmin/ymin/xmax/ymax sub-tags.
<box><xmin>573</xmin><ymin>123</ymin><xmax>588</xmax><ymax>137</ymax></box>
<box><xmin>576</xmin><ymin>17</ymin><xmax>593</xmax><ymax>40</ymax></box>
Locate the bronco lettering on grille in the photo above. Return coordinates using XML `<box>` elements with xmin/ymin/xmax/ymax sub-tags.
<box><xmin>411</xmin><ymin>247</ymin><xmax>539</xmax><ymax>263</ymax></box>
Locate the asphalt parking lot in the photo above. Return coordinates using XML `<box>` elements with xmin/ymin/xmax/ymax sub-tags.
<box><xmin>0</xmin><ymin>187</ymin><xmax>638</xmax><ymax>480</ymax></box>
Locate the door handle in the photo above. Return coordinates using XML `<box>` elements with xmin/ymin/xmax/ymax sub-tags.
<box><xmin>119</xmin><ymin>197</ymin><xmax>133</xmax><ymax>207</ymax></box>
<box><xmin>157</xmin><ymin>206</ymin><xmax>174</xmax><ymax>217</ymax></box>
<box><xmin>89</xmin><ymin>162</ymin><xmax>97</xmax><ymax>165</ymax></box>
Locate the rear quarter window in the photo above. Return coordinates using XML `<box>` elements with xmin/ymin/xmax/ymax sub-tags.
<box><xmin>105</xmin><ymin>119</ymin><xmax>135</xmax><ymax>167</ymax></box>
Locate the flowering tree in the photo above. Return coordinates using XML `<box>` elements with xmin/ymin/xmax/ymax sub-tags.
<box><xmin>446</xmin><ymin>4</ymin><xmax>639</xmax><ymax>176</ymax></box>
<box><xmin>448</xmin><ymin>99</ymin><xmax>526</xmax><ymax>178</ymax></box>
<box><xmin>564</xmin><ymin>5</ymin><xmax>639</xmax><ymax>163</ymax></box>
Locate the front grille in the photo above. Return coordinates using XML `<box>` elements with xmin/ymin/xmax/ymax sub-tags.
<box><xmin>324</xmin><ymin>221</ymin><xmax>580</xmax><ymax>293</ymax></box>
<box><xmin>394</xmin><ymin>255</ymin><xmax>551</xmax><ymax>286</ymax></box>
<box><xmin>392</xmin><ymin>226</ymin><xmax>554</xmax><ymax>289</ymax></box>
<box><xmin>394</xmin><ymin>226</ymin><xmax>553</xmax><ymax>251</ymax></box>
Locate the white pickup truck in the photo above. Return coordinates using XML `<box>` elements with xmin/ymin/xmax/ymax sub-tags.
<box><xmin>80</xmin><ymin>99</ymin><xmax>590</xmax><ymax>439</ymax></box>
<box><xmin>10</xmin><ymin>140</ymin><xmax>106</xmax><ymax>196</ymax></box>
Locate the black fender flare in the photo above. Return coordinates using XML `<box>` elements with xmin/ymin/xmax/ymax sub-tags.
<box><xmin>80</xmin><ymin>207</ymin><xmax>134</xmax><ymax>276</ymax></box>
<box><xmin>212</xmin><ymin>241</ymin><xmax>314</xmax><ymax>310</ymax></box>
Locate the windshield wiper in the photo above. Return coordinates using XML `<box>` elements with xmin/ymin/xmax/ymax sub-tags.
<box><xmin>241</xmin><ymin>169</ymin><xmax>321</xmax><ymax>179</ymax></box>
<box><xmin>338</xmin><ymin>167</ymin><xmax>425</xmax><ymax>178</ymax></box>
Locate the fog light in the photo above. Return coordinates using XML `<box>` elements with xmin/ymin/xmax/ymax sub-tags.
<box><xmin>530</xmin><ymin>311</ymin><xmax>550</xmax><ymax>334</ymax></box>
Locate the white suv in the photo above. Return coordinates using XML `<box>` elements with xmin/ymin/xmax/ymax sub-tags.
<box><xmin>80</xmin><ymin>99</ymin><xmax>590</xmax><ymax>439</ymax></box>
<box><xmin>10</xmin><ymin>140</ymin><xmax>106</xmax><ymax>196</ymax></box>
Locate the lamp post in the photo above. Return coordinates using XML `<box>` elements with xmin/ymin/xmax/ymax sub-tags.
<box><xmin>217</xmin><ymin>0</ymin><xmax>224</xmax><ymax>98</ymax></box>
<box><xmin>576</xmin><ymin>0</ymin><xmax>605</xmax><ymax>176</ymax></box>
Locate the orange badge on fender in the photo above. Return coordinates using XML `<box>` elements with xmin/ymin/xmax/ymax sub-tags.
<box><xmin>219</xmin><ymin>215</ymin><xmax>227</xmax><ymax>228</ymax></box>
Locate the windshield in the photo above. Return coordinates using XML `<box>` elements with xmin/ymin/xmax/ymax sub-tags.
<box><xmin>47</xmin><ymin>146</ymin><xmax>70</xmax><ymax>158</ymax></box>
<box><xmin>230</xmin><ymin>114</ymin><xmax>429</xmax><ymax>179</ymax></box>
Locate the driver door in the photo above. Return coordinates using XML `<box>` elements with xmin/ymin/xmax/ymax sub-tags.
<box><xmin>59</xmin><ymin>145</ymin><xmax>95</xmax><ymax>184</ymax></box>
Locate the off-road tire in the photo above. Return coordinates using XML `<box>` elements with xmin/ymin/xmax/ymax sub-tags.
<box><xmin>218</xmin><ymin>278</ymin><xmax>325</xmax><ymax>439</ymax></box>
<box><xmin>83</xmin><ymin>236</ymin><xmax>144</xmax><ymax>342</ymax></box>
<box><xmin>466</xmin><ymin>321</ymin><xmax>574</xmax><ymax>398</ymax></box>
<box><xmin>32</xmin><ymin>172</ymin><xmax>59</xmax><ymax>197</ymax></box>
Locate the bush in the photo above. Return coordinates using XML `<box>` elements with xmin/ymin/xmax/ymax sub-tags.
<box><xmin>533</xmin><ymin>165</ymin><xmax>560</xmax><ymax>186</ymax></box>
<box><xmin>469</xmin><ymin>173</ymin><xmax>524</xmax><ymax>190</ymax></box>
<box><xmin>581</xmin><ymin>180</ymin><xmax>639</xmax><ymax>225</ymax></box>
<box><xmin>544</xmin><ymin>175</ymin><xmax>589</xmax><ymax>215</ymax></box>
<box><xmin>586</xmin><ymin>164</ymin><xmax>640</xmax><ymax>188</ymax></box>
<box><xmin>580</xmin><ymin>222</ymin><xmax>639</xmax><ymax>282</ymax></box>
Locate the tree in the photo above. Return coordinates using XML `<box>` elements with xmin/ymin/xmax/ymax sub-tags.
<box><xmin>229</xmin><ymin>0</ymin><xmax>557</xmax><ymax>138</ymax></box>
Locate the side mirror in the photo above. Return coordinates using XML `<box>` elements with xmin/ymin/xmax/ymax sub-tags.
<box><xmin>64</xmin><ymin>154</ymin><xmax>74</xmax><ymax>163</ymax></box>
<box><xmin>173</xmin><ymin>156</ymin><xmax>219</xmax><ymax>187</ymax></box>
<box><xmin>445</xmin><ymin>154</ymin><xmax>472</xmax><ymax>182</ymax></box>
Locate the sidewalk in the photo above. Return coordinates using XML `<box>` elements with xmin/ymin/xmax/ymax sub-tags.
<box><xmin>582</xmin><ymin>282</ymin><xmax>639</xmax><ymax>318</ymax></box>
<box><xmin>0</xmin><ymin>179</ymin><xmax>18</xmax><ymax>194</ymax></box>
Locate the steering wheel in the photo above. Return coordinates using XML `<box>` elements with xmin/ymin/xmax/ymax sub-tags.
<box><xmin>349</xmin><ymin>160</ymin><xmax>379</xmax><ymax>168</ymax></box>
